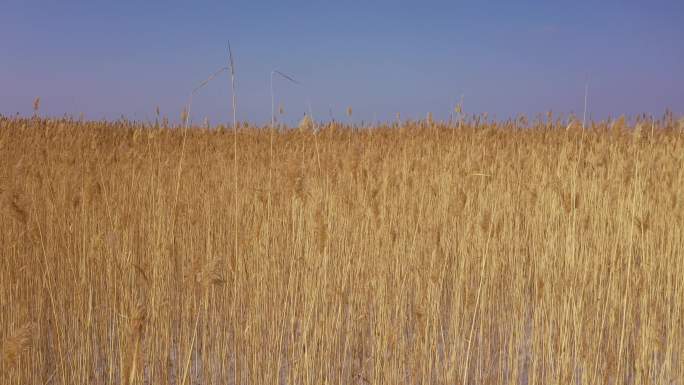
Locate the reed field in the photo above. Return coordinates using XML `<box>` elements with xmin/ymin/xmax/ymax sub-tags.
<box><xmin>1</xmin><ymin>114</ymin><xmax>683</xmax><ymax>384</ymax></box>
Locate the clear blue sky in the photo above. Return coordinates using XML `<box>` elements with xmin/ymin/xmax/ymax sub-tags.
<box><xmin>1</xmin><ymin>0</ymin><xmax>682</xmax><ymax>125</ymax></box>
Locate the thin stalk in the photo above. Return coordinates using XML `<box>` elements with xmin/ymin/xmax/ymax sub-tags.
<box><xmin>174</xmin><ymin>67</ymin><xmax>230</xmax><ymax>358</ymax></box>
<box><xmin>268</xmin><ymin>69</ymin><xmax>302</xmax><ymax>257</ymax></box>
<box><xmin>583</xmin><ymin>82</ymin><xmax>589</xmax><ymax>130</ymax></box>
<box><xmin>617</xmin><ymin>152</ymin><xmax>639</xmax><ymax>382</ymax></box>
<box><xmin>462</xmin><ymin>207</ymin><xmax>495</xmax><ymax>385</ymax></box>
<box><xmin>180</xmin><ymin>312</ymin><xmax>201</xmax><ymax>385</ymax></box>
<box><xmin>308</xmin><ymin>101</ymin><xmax>322</xmax><ymax>175</ymax></box>
<box><xmin>228</xmin><ymin>41</ymin><xmax>239</xmax><ymax>276</ymax></box>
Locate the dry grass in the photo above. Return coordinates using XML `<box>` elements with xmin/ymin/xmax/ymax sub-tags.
<box><xmin>1</xmin><ymin>114</ymin><xmax>683</xmax><ymax>384</ymax></box>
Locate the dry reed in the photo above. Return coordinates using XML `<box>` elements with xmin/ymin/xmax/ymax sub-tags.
<box><xmin>0</xmin><ymin>114</ymin><xmax>682</xmax><ymax>385</ymax></box>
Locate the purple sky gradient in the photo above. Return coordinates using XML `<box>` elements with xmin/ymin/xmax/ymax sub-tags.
<box><xmin>1</xmin><ymin>0</ymin><xmax>683</xmax><ymax>125</ymax></box>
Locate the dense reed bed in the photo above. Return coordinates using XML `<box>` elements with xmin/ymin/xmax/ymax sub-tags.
<box><xmin>1</xmin><ymin>115</ymin><xmax>683</xmax><ymax>384</ymax></box>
